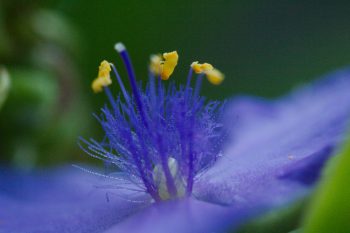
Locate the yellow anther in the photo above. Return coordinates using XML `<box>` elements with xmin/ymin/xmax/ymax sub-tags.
<box><xmin>201</xmin><ymin>63</ymin><xmax>214</xmax><ymax>72</ymax></box>
<box><xmin>161</xmin><ymin>51</ymin><xmax>178</xmax><ymax>80</ymax></box>
<box><xmin>191</xmin><ymin>62</ymin><xmax>202</xmax><ymax>74</ymax></box>
<box><xmin>191</xmin><ymin>61</ymin><xmax>224</xmax><ymax>85</ymax></box>
<box><xmin>91</xmin><ymin>60</ymin><xmax>112</xmax><ymax>93</ymax></box>
<box><xmin>205</xmin><ymin>68</ymin><xmax>225</xmax><ymax>85</ymax></box>
<box><xmin>191</xmin><ymin>61</ymin><xmax>214</xmax><ymax>74</ymax></box>
<box><xmin>149</xmin><ymin>51</ymin><xmax>178</xmax><ymax>80</ymax></box>
<box><xmin>149</xmin><ymin>54</ymin><xmax>162</xmax><ymax>76</ymax></box>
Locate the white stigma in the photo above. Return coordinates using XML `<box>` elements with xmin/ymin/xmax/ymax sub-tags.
<box><xmin>114</xmin><ymin>42</ymin><xmax>126</xmax><ymax>53</ymax></box>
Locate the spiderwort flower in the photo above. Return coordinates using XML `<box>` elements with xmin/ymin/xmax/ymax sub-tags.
<box><xmin>1</xmin><ymin>44</ymin><xmax>350</xmax><ymax>233</ymax></box>
<box><xmin>82</xmin><ymin>43</ymin><xmax>226</xmax><ymax>201</ymax></box>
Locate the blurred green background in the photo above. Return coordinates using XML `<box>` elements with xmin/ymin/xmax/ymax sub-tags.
<box><xmin>1</xmin><ymin>0</ymin><xmax>350</xmax><ymax>168</ymax></box>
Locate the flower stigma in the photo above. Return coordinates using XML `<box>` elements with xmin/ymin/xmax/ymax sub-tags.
<box><xmin>81</xmin><ymin>42</ymin><xmax>226</xmax><ymax>202</ymax></box>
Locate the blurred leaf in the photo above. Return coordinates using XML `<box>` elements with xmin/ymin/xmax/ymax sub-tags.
<box><xmin>235</xmin><ymin>198</ymin><xmax>307</xmax><ymax>233</ymax></box>
<box><xmin>8</xmin><ymin>68</ymin><xmax>58</xmax><ymax>123</ymax></box>
<box><xmin>302</xmin><ymin>135</ymin><xmax>350</xmax><ymax>233</ymax></box>
<box><xmin>0</xmin><ymin>68</ymin><xmax>58</xmax><ymax>167</ymax></box>
<box><xmin>31</xmin><ymin>9</ymin><xmax>80</xmax><ymax>55</ymax></box>
<box><xmin>0</xmin><ymin>66</ymin><xmax>11</xmax><ymax>110</ymax></box>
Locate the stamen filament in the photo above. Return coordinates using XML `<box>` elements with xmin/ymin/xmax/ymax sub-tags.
<box><xmin>148</xmin><ymin>70</ymin><xmax>157</xmax><ymax>107</ymax></box>
<box><xmin>194</xmin><ymin>74</ymin><xmax>204</xmax><ymax>97</ymax></box>
<box><xmin>186</xmin><ymin>125</ymin><xmax>194</xmax><ymax>194</ymax></box>
<box><xmin>157</xmin><ymin>75</ymin><xmax>165</xmax><ymax>109</ymax></box>
<box><xmin>156</xmin><ymin>134</ymin><xmax>178</xmax><ymax>198</ymax></box>
<box><xmin>114</xmin><ymin>43</ymin><xmax>149</xmax><ymax>128</ymax></box>
<box><xmin>109</xmin><ymin>63</ymin><xmax>130</xmax><ymax>103</ymax></box>
<box><xmin>126</xmin><ymin>128</ymin><xmax>161</xmax><ymax>201</ymax></box>
<box><xmin>186</xmin><ymin>67</ymin><xmax>193</xmax><ymax>89</ymax></box>
<box><xmin>184</xmin><ymin>67</ymin><xmax>194</xmax><ymax>101</ymax></box>
<box><xmin>103</xmin><ymin>86</ymin><xmax>117</xmax><ymax>112</ymax></box>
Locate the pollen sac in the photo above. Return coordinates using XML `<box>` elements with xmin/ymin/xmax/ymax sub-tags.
<box><xmin>91</xmin><ymin>60</ymin><xmax>112</xmax><ymax>93</ymax></box>
<box><xmin>206</xmin><ymin>68</ymin><xmax>225</xmax><ymax>85</ymax></box>
<box><xmin>149</xmin><ymin>54</ymin><xmax>162</xmax><ymax>76</ymax></box>
<box><xmin>149</xmin><ymin>51</ymin><xmax>179</xmax><ymax>80</ymax></box>
<box><xmin>153</xmin><ymin>157</ymin><xmax>186</xmax><ymax>200</ymax></box>
<box><xmin>191</xmin><ymin>61</ymin><xmax>224</xmax><ymax>85</ymax></box>
<box><xmin>161</xmin><ymin>51</ymin><xmax>178</xmax><ymax>80</ymax></box>
<box><xmin>191</xmin><ymin>61</ymin><xmax>214</xmax><ymax>74</ymax></box>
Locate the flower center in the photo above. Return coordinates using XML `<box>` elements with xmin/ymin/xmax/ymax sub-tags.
<box><xmin>82</xmin><ymin>42</ymin><xmax>226</xmax><ymax>202</ymax></box>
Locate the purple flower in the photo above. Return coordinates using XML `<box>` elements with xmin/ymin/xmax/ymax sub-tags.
<box><xmin>1</xmin><ymin>44</ymin><xmax>350</xmax><ymax>233</ymax></box>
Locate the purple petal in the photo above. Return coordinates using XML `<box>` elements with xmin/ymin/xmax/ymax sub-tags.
<box><xmin>104</xmin><ymin>198</ymin><xmax>250</xmax><ymax>233</ymax></box>
<box><xmin>0</xmin><ymin>167</ymin><xmax>254</xmax><ymax>233</ymax></box>
<box><xmin>0</xmin><ymin>166</ymin><xmax>148</xmax><ymax>233</ymax></box>
<box><xmin>277</xmin><ymin>145</ymin><xmax>334</xmax><ymax>185</ymax></box>
<box><xmin>196</xmin><ymin>68</ymin><xmax>350</xmax><ymax>207</ymax></box>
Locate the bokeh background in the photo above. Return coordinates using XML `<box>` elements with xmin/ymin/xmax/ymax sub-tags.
<box><xmin>1</xmin><ymin>0</ymin><xmax>350</xmax><ymax>169</ymax></box>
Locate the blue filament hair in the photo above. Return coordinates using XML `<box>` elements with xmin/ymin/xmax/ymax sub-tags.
<box><xmin>81</xmin><ymin>43</ymin><xmax>226</xmax><ymax>201</ymax></box>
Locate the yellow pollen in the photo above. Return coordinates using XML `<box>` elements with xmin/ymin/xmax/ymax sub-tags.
<box><xmin>201</xmin><ymin>63</ymin><xmax>214</xmax><ymax>72</ymax></box>
<box><xmin>191</xmin><ymin>61</ymin><xmax>224</xmax><ymax>85</ymax></box>
<box><xmin>149</xmin><ymin>51</ymin><xmax>179</xmax><ymax>80</ymax></box>
<box><xmin>91</xmin><ymin>60</ymin><xmax>112</xmax><ymax>93</ymax></box>
<box><xmin>191</xmin><ymin>62</ymin><xmax>214</xmax><ymax>74</ymax></box>
<box><xmin>205</xmin><ymin>68</ymin><xmax>225</xmax><ymax>85</ymax></box>
<box><xmin>191</xmin><ymin>62</ymin><xmax>202</xmax><ymax>74</ymax></box>
<box><xmin>149</xmin><ymin>54</ymin><xmax>163</xmax><ymax>76</ymax></box>
<box><xmin>161</xmin><ymin>51</ymin><xmax>179</xmax><ymax>80</ymax></box>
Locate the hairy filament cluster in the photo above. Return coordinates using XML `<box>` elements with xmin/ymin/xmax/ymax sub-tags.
<box><xmin>80</xmin><ymin>43</ymin><xmax>226</xmax><ymax>202</ymax></box>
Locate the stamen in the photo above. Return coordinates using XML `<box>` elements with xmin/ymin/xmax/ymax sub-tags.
<box><xmin>109</xmin><ymin>63</ymin><xmax>130</xmax><ymax>103</ymax></box>
<box><xmin>161</xmin><ymin>51</ymin><xmax>178</xmax><ymax>80</ymax></box>
<box><xmin>184</xmin><ymin>67</ymin><xmax>194</xmax><ymax>101</ymax></box>
<box><xmin>206</xmin><ymin>68</ymin><xmax>225</xmax><ymax>85</ymax></box>
<box><xmin>156</xmin><ymin>134</ymin><xmax>178</xmax><ymax>198</ymax></box>
<box><xmin>91</xmin><ymin>60</ymin><xmax>112</xmax><ymax>93</ymax></box>
<box><xmin>190</xmin><ymin>61</ymin><xmax>224</xmax><ymax>85</ymax></box>
<box><xmin>149</xmin><ymin>71</ymin><xmax>156</xmax><ymax>104</ymax></box>
<box><xmin>185</xmin><ymin>67</ymin><xmax>193</xmax><ymax>89</ymax></box>
<box><xmin>191</xmin><ymin>61</ymin><xmax>213</xmax><ymax>74</ymax></box>
<box><xmin>103</xmin><ymin>86</ymin><xmax>118</xmax><ymax>112</ymax></box>
<box><xmin>194</xmin><ymin>74</ymin><xmax>204</xmax><ymax>97</ymax></box>
<box><xmin>149</xmin><ymin>54</ymin><xmax>162</xmax><ymax>77</ymax></box>
<box><xmin>149</xmin><ymin>51</ymin><xmax>179</xmax><ymax>80</ymax></box>
<box><xmin>186</xmin><ymin>122</ymin><xmax>195</xmax><ymax>195</ymax></box>
<box><xmin>114</xmin><ymin>42</ymin><xmax>149</xmax><ymax>128</ymax></box>
<box><xmin>124</xmin><ymin>125</ymin><xmax>161</xmax><ymax>201</ymax></box>
<box><xmin>201</xmin><ymin>63</ymin><xmax>214</xmax><ymax>72</ymax></box>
